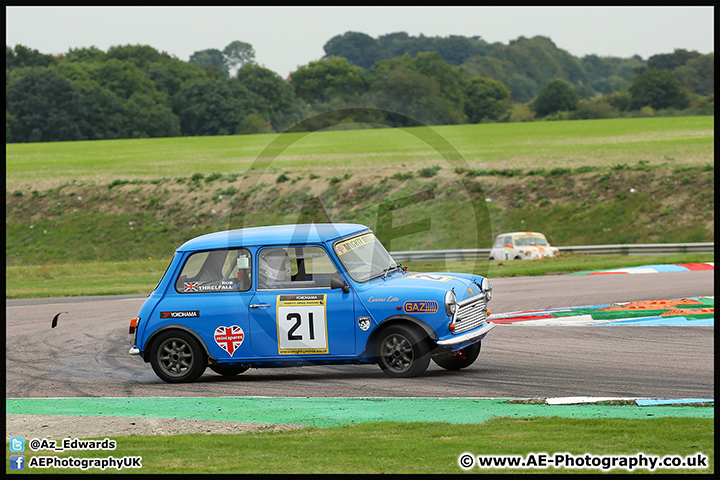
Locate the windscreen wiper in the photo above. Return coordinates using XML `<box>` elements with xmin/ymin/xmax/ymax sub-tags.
<box><xmin>382</xmin><ymin>263</ymin><xmax>403</xmax><ymax>279</ymax></box>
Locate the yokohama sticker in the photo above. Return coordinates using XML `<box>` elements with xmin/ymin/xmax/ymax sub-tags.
<box><xmin>160</xmin><ymin>310</ymin><xmax>200</xmax><ymax>318</ymax></box>
<box><xmin>214</xmin><ymin>325</ymin><xmax>245</xmax><ymax>356</ymax></box>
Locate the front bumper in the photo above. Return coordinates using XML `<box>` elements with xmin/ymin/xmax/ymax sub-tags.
<box><xmin>436</xmin><ymin>321</ymin><xmax>495</xmax><ymax>346</ymax></box>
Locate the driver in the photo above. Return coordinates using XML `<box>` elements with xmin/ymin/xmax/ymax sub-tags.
<box><xmin>258</xmin><ymin>248</ymin><xmax>291</xmax><ymax>288</ymax></box>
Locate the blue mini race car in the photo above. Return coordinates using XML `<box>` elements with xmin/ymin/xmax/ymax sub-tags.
<box><xmin>129</xmin><ymin>224</ymin><xmax>495</xmax><ymax>382</ymax></box>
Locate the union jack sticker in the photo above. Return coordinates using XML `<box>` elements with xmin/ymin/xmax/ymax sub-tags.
<box><xmin>214</xmin><ymin>325</ymin><xmax>245</xmax><ymax>356</ymax></box>
<box><xmin>184</xmin><ymin>282</ymin><xmax>199</xmax><ymax>292</ymax></box>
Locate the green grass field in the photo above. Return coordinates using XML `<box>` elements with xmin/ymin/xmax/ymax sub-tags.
<box><xmin>6</xmin><ymin>116</ymin><xmax>713</xmax><ymax>188</ymax></box>
<box><xmin>5</xmin><ymin>418</ymin><xmax>714</xmax><ymax>474</ymax></box>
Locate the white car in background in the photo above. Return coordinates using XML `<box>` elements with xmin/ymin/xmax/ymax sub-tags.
<box><xmin>488</xmin><ymin>232</ymin><xmax>560</xmax><ymax>260</ymax></box>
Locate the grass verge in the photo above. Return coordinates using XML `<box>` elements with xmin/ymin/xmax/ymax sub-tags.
<box><xmin>415</xmin><ymin>252</ymin><xmax>715</xmax><ymax>278</ymax></box>
<box><xmin>5</xmin><ymin>418</ymin><xmax>713</xmax><ymax>474</ymax></box>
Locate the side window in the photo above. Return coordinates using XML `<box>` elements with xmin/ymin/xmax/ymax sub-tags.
<box><xmin>258</xmin><ymin>246</ymin><xmax>339</xmax><ymax>290</ymax></box>
<box><xmin>175</xmin><ymin>248</ymin><xmax>252</xmax><ymax>293</ymax></box>
<box><xmin>493</xmin><ymin>236</ymin><xmax>505</xmax><ymax>248</ymax></box>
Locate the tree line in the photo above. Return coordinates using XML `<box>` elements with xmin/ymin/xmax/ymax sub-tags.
<box><xmin>324</xmin><ymin>32</ymin><xmax>714</xmax><ymax>99</ymax></box>
<box><xmin>6</xmin><ymin>33</ymin><xmax>714</xmax><ymax>143</ymax></box>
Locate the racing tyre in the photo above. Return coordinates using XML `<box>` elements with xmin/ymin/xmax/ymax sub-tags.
<box><xmin>150</xmin><ymin>330</ymin><xmax>207</xmax><ymax>383</ymax></box>
<box><xmin>432</xmin><ymin>342</ymin><xmax>481</xmax><ymax>370</ymax></box>
<box><xmin>209</xmin><ymin>364</ymin><xmax>249</xmax><ymax>376</ymax></box>
<box><xmin>376</xmin><ymin>325</ymin><xmax>431</xmax><ymax>378</ymax></box>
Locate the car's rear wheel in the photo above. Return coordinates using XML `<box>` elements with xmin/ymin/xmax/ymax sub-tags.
<box><xmin>376</xmin><ymin>325</ymin><xmax>430</xmax><ymax>378</ymax></box>
<box><xmin>432</xmin><ymin>342</ymin><xmax>481</xmax><ymax>370</ymax></box>
<box><xmin>150</xmin><ymin>330</ymin><xmax>207</xmax><ymax>383</ymax></box>
<box><xmin>209</xmin><ymin>364</ymin><xmax>249</xmax><ymax>376</ymax></box>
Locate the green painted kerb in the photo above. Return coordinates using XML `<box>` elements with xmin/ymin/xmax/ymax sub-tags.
<box><xmin>6</xmin><ymin>397</ymin><xmax>713</xmax><ymax>428</ymax></box>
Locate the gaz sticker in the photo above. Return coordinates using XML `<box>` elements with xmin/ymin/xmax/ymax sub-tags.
<box><xmin>404</xmin><ymin>300</ymin><xmax>439</xmax><ymax>314</ymax></box>
<box><xmin>214</xmin><ymin>325</ymin><xmax>245</xmax><ymax>356</ymax></box>
<box><xmin>276</xmin><ymin>294</ymin><xmax>329</xmax><ymax>354</ymax></box>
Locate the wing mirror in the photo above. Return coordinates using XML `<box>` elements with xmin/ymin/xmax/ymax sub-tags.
<box><xmin>330</xmin><ymin>275</ymin><xmax>350</xmax><ymax>294</ymax></box>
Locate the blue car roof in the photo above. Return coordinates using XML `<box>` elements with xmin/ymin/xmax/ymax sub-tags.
<box><xmin>177</xmin><ymin>223</ymin><xmax>369</xmax><ymax>252</ymax></box>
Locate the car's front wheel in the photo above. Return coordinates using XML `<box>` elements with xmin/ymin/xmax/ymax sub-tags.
<box><xmin>376</xmin><ymin>325</ymin><xmax>430</xmax><ymax>378</ymax></box>
<box><xmin>432</xmin><ymin>342</ymin><xmax>481</xmax><ymax>370</ymax></box>
<box><xmin>150</xmin><ymin>330</ymin><xmax>207</xmax><ymax>383</ymax></box>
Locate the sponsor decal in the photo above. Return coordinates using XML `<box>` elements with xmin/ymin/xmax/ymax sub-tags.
<box><xmin>358</xmin><ymin>316</ymin><xmax>372</xmax><ymax>331</ymax></box>
<box><xmin>277</xmin><ymin>294</ymin><xmax>328</xmax><ymax>354</ymax></box>
<box><xmin>368</xmin><ymin>295</ymin><xmax>399</xmax><ymax>303</ymax></box>
<box><xmin>160</xmin><ymin>310</ymin><xmax>200</xmax><ymax>319</ymax></box>
<box><xmin>278</xmin><ymin>294</ymin><xmax>325</xmax><ymax>303</ymax></box>
<box><xmin>214</xmin><ymin>325</ymin><xmax>245</xmax><ymax>356</ymax></box>
<box><xmin>335</xmin><ymin>233</ymin><xmax>377</xmax><ymax>256</ymax></box>
<box><xmin>404</xmin><ymin>300</ymin><xmax>440</xmax><ymax>314</ymax></box>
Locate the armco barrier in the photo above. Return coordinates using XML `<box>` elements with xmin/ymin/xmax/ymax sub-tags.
<box><xmin>390</xmin><ymin>243</ymin><xmax>714</xmax><ymax>262</ymax></box>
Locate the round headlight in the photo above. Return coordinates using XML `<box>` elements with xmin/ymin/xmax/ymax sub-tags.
<box><xmin>481</xmin><ymin>277</ymin><xmax>493</xmax><ymax>301</ymax></box>
<box><xmin>444</xmin><ymin>290</ymin><xmax>457</xmax><ymax>317</ymax></box>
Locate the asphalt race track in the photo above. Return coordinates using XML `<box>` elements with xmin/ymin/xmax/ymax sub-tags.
<box><xmin>6</xmin><ymin>270</ymin><xmax>714</xmax><ymax>400</ymax></box>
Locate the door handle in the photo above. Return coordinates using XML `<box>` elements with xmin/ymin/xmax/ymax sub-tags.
<box><xmin>250</xmin><ymin>304</ymin><xmax>271</xmax><ymax>308</ymax></box>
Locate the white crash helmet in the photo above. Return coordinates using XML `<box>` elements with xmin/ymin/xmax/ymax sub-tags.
<box><xmin>259</xmin><ymin>248</ymin><xmax>291</xmax><ymax>284</ymax></box>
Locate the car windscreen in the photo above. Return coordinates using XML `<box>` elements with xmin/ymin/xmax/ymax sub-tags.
<box><xmin>334</xmin><ymin>232</ymin><xmax>397</xmax><ymax>282</ymax></box>
<box><xmin>515</xmin><ymin>235</ymin><xmax>548</xmax><ymax>246</ymax></box>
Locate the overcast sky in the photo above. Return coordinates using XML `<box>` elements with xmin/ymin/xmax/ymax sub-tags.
<box><xmin>6</xmin><ymin>6</ymin><xmax>715</xmax><ymax>78</ymax></box>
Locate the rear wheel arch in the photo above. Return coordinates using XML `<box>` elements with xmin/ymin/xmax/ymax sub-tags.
<box><xmin>142</xmin><ymin>325</ymin><xmax>213</xmax><ymax>363</ymax></box>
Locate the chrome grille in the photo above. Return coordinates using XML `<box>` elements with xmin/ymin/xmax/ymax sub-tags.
<box><xmin>453</xmin><ymin>294</ymin><xmax>487</xmax><ymax>333</ymax></box>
